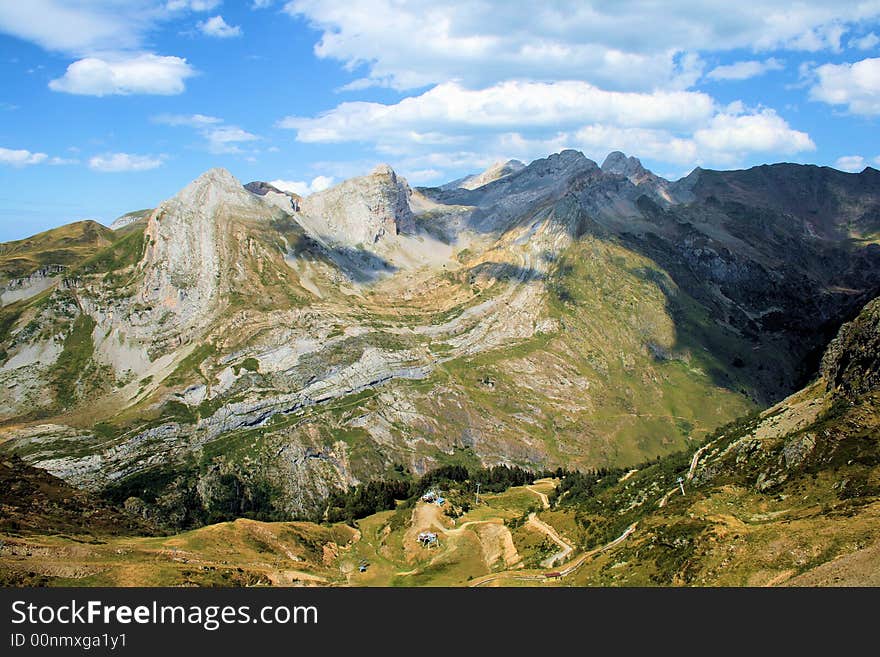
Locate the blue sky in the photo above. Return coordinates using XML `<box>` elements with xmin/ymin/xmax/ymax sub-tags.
<box><xmin>1</xmin><ymin>1</ymin><xmax>879</xmax><ymax>242</ymax></box>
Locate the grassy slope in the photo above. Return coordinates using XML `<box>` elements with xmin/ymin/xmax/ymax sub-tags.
<box><xmin>0</xmin><ymin>478</ymin><xmax>546</xmax><ymax>587</ymax></box>
<box><xmin>0</xmin><ymin>220</ymin><xmax>115</xmax><ymax>281</ymax></box>
<box><xmin>2</xmin><ymin>380</ymin><xmax>876</xmax><ymax>587</ymax></box>
<box><xmin>0</xmin><ymin>219</ymin><xmax>146</xmax><ymax>354</ymax></box>
<box><xmin>404</xmin><ymin>237</ymin><xmax>754</xmax><ymax>470</ymax></box>
<box><xmin>556</xmin><ymin>386</ymin><xmax>880</xmax><ymax>586</ymax></box>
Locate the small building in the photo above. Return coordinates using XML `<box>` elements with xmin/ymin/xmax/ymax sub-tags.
<box><xmin>422</xmin><ymin>490</ymin><xmax>438</xmax><ymax>503</ymax></box>
<box><xmin>417</xmin><ymin>531</ymin><xmax>438</xmax><ymax>546</ymax></box>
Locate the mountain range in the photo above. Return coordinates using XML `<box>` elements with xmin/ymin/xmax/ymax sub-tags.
<box><xmin>1</xmin><ymin>149</ymin><xmax>879</xmax><ymax>536</ymax></box>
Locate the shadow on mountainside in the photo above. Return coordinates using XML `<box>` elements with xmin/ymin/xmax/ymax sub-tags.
<box><xmin>321</xmin><ymin>244</ymin><xmax>398</xmax><ymax>283</ymax></box>
<box><xmin>465</xmin><ymin>261</ymin><xmax>544</xmax><ymax>284</ymax></box>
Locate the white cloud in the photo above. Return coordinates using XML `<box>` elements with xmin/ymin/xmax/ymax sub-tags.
<box><xmin>404</xmin><ymin>169</ymin><xmax>443</xmax><ymax>184</ymax></box>
<box><xmin>88</xmin><ymin>153</ymin><xmax>164</xmax><ymax>173</ymax></box>
<box><xmin>153</xmin><ymin>113</ymin><xmax>223</xmax><ymax>127</ymax></box>
<box><xmin>706</xmin><ymin>58</ymin><xmax>784</xmax><ymax>81</ymax></box>
<box><xmin>0</xmin><ymin>147</ymin><xmax>48</xmax><ymax>167</ymax></box>
<box><xmin>0</xmin><ymin>1</ymin><xmax>154</xmax><ymax>54</ymax></box>
<box><xmin>49</xmin><ymin>53</ymin><xmax>195</xmax><ymax>96</ymax></box>
<box><xmin>284</xmin><ymin>0</ymin><xmax>880</xmax><ymax>91</ymax></box>
<box><xmin>484</xmin><ymin>109</ymin><xmax>813</xmax><ymax>169</ymax></box>
<box><xmin>834</xmin><ymin>155</ymin><xmax>867</xmax><ymax>171</ymax></box>
<box><xmin>1</xmin><ymin>147</ymin><xmax>82</xmax><ymax>168</ymax></box>
<box><xmin>0</xmin><ymin>3</ymin><xmax>208</xmax><ymax>100</ymax></box>
<box><xmin>155</xmin><ymin>113</ymin><xmax>260</xmax><ymax>154</ymax></box>
<box><xmin>849</xmin><ymin>32</ymin><xmax>880</xmax><ymax>50</ymax></box>
<box><xmin>280</xmin><ymin>77</ymin><xmax>815</xmax><ymax>176</ymax></box>
<box><xmin>569</xmin><ymin>126</ymin><xmax>698</xmax><ymax>164</ymax></box>
<box><xmin>205</xmin><ymin>126</ymin><xmax>259</xmax><ymax>153</ymax></box>
<box><xmin>199</xmin><ymin>15</ymin><xmax>242</xmax><ymax>38</ymax></box>
<box><xmin>269</xmin><ymin>176</ymin><xmax>335</xmax><ymax>196</ymax></box>
<box><xmin>280</xmin><ymin>79</ymin><xmax>814</xmax><ymax>159</ymax></box>
<box><xmin>810</xmin><ymin>57</ymin><xmax>880</xmax><ymax>114</ymax></box>
<box><xmin>280</xmin><ymin>81</ymin><xmax>717</xmax><ymax>144</ymax></box>
<box><xmin>252</xmin><ymin>0</ymin><xmax>274</xmax><ymax>7</ymax></box>
<box><xmin>166</xmin><ymin>0</ymin><xmax>222</xmax><ymax>10</ymax></box>
<box><xmin>692</xmin><ymin>109</ymin><xmax>815</xmax><ymax>160</ymax></box>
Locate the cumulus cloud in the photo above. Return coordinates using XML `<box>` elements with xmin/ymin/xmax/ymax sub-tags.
<box><xmin>706</xmin><ymin>58</ymin><xmax>784</xmax><ymax>81</ymax></box>
<box><xmin>692</xmin><ymin>109</ymin><xmax>815</xmax><ymax>160</ymax></box>
<box><xmin>49</xmin><ymin>53</ymin><xmax>195</xmax><ymax>96</ymax></box>
<box><xmin>205</xmin><ymin>126</ymin><xmax>259</xmax><ymax>153</ymax></box>
<box><xmin>0</xmin><ymin>3</ymin><xmax>206</xmax><ymax>98</ymax></box>
<box><xmin>483</xmin><ymin>109</ymin><xmax>813</xmax><ymax>169</ymax></box>
<box><xmin>199</xmin><ymin>15</ymin><xmax>242</xmax><ymax>38</ymax></box>
<box><xmin>88</xmin><ymin>152</ymin><xmax>164</xmax><ymax>172</ymax></box>
<box><xmin>280</xmin><ymin>81</ymin><xmax>717</xmax><ymax>143</ymax></box>
<box><xmin>834</xmin><ymin>155</ymin><xmax>867</xmax><ymax>171</ymax></box>
<box><xmin>284</xmin><ymin>0</ymin><xmax>880</xmax><ymax>91</ymax></box>
<box><xmin>0</xmin><ymin>147</ymin><xmax>48</xmax><ymax>167</ymax></box>
<box><xmin>269</xmin><ymin>176</ymin><xmax>334</xmax><ymax>196</ymax></box>
<box><xmin>849</xmin><ymin>32</ymin><xmax>880</xmax><ymax>50</ymax></box>
<box><xmin>279</xmin><ymin>79</ymin><xmax>813</xmax><ymax>171</ymax></box>
<box><xmin>0</xmin><ymin>1</ymin><xmax>154</xmax><ymax>54</ymax></box>
<box><xmin>810</xmin><ymin>57</ymin><xmax>880</xmax><ymax>114</ymax></box>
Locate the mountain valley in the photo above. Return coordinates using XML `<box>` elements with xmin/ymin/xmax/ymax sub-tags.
<box><xmin>0</xmin><ymin>150</ymin><xmax>878</xmax><ymax>586</ymax></box>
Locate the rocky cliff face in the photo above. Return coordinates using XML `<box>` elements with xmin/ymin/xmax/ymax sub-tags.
<box><xmin>109</xmin><ymin>209</ymin><xmax>152</xmax><ymax>231</ymax></box>
<box><xmin>298</xmin><ymin>164</ymin><xmax>415</xmax><ymax>247</ymax></box>
<box><xmin>244</xmin><ymin>181</ymin><xmax>301</xmax><ymax>212</ymax></box>
<box><xmin>137</xmin><ymin>168</ymin><xmax>283</xmax><ymax>340</ymax></box>
<box><xmin>821</xmin><ymin>297</ymin><xmax>880</xmax><ymax>397</ymax></box>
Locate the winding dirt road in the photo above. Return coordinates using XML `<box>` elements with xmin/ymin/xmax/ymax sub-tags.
<box><xmin>470</xmin><ymin>522</ymin><xmax>637</xmax><ymax>586</ymax></box>
<box><xmin>527</xmin><ymin>512</ymin><xmax>573</xmax><ymax>568</ymax></box>
<box><xmin>526</xmin><ymin>484</ymin><xmax>550</xmax><ymax>509</ymax></box>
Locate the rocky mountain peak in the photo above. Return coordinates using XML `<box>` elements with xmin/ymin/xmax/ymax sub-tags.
<box><xmin>136</xmin><ymin>168</ymin><xmax>279</xmax><ymax>338</ymax></box>
<box><xmin>443</xmin><ymin>159</ymin><xmax>526</xmax><ymax>191</ymax></box>
<box><xmin>299</xmin><ymin>164</ymin><xmax>415</xmax><ymax>246</ymax></box>
<box><xmin>601</xmin><ymin>151</ymin><xmax>646</xmax><ymax>177</ymax></box>
<box><xmin>500</xmin><ymin>150</ymin><xmax>597</xmax><ymax>188</ymax></box>
<box><xmin>170</xmin><ymin>167</ymin><xmax>257</xmax><ymax>215</ymax></box>
<box><xmin>371</xmin><ymin>163</ymin><xmax>396</xmax><ymax>177</ymax></box>
<box><xmin>598</xmin><ymin>150</ymin><xmax>680</xmax><ymax>203</ymax></box>
<box><xmin>464</xmin><ymin>159</ymin><xmax>525</xmax><ymax>188</ymax></box>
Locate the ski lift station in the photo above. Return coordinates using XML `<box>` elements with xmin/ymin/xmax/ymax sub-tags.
<box><xmin>421</xmin><ymin>490</ymin><xmax>445</xmax><ymax>505</ymax></box>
